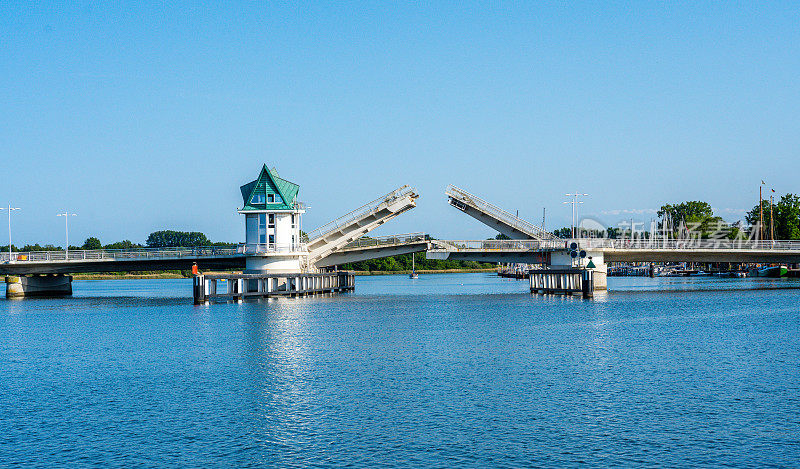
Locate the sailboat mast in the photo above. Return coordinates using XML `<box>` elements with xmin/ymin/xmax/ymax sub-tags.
<box><xmin>770</xmin><ymin>195</ymin><xmax>775</xmax><ymax>241</ymax></box>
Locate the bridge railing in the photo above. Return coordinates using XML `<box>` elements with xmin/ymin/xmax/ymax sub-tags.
<box><xmin>430</xmin><ymin>239</ymin><xmax>564</xmax><ymax>251</ymax></box>
<box><xmin>340</xmin><ymin>233</ymin><xmax>428</xmax><ymax>251</ymax></box>
<box><xmin>430</xmin><ymin>238</ymin><xmax>800</xmax><ymax>252</ymax></box>
<box><xmin>304</xmin><ymin>185</ymin><xmax>418</xmax><ymax>243</ymax></box>
<box><xmin>446</xmin><ymin>185</ymin><xmax>557</xmax><ymax>241</ymax></box>
<box><xmin>0</xmin><ymin>245</ymin><xmax>240</xmax><ymax>263</ymax></box>
<box><xmin>238</xmin><ymin>243</ymin><xmax>307</xmax><ymax>254</ymax></box>
<box><xmin>575</xmin><ymin>238</ymin><xmax>800</xmax><ymax>251</ymax></box>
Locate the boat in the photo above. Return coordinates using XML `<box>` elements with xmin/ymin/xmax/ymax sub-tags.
<box><xmin>659</xmin><ymin>268</ymin><xmax>696</xmax><ymax>277</ymax></box>
<box><xmin>714</xmin><ymin>271</ymin><xmax>748</xmax><ymax>278</ymax></box>
<box><xmin>756</xmin><ymin>265</ymin><xmax>788</xmax><ymax>278</ymax></box>
<box><xmin>409</xmin><ymin>255</ymin><xmax>419</xmax><ymax>279</ymax></box>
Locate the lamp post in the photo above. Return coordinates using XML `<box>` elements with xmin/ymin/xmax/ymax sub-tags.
<box><xmin>770</xmin><ymin>188</ymin><xmax>776</xmax><ymax>242</ymax></box>
<box><xmin>759</xmin><ymin>180</ymin><xmax>766</xmax><ymax>241</ymax></box>
<box><xmin>0</xmin><ymin>204</ymin><xmax>21</xmax><ymax>261</ymax></box>
<box><xmin>564</xmin><ymin>192</ymin><xmax>589</xmax><ymax>238</ymax></box>
<box><xmin>57</xmin><ymin>212</ymin><xmax>77</xmax><ymax>258</ymax></box>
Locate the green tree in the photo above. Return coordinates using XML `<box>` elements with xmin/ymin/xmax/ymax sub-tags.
<box><xmin>777</xmin><ymin>194</ymin><xmax>800</xmax><ymax>239</ymax></box>
<box><xmin>20</xmin><ymin>244</ymin><xmax>61</xmax><ymax>252</ymax></box>
<box><xmin>658</xmin><ymin>201</ymin><xmax>714</xmax><ymax>224</ymax></box>
<box><xmin>104</xmin><ymin>240</ymin><xmax>142</xmax><ymax>250</ymax></box>
<box><xmin>745</xmin><ymin>199</ymin><xmax>771</xmax><ymax>227</ymax></box>
<box><xmin>606</xmin><ymin>227</ymin><xmax>621</xmax><ymax>239</ymax></box>
<box><xmin>340</xmin><ymin>252</ymin><xmax>494</xmax><ymax>272</ymax></box>
<box><xmin>146</xmin><ymin>230</ymin><xmax>211</xmax><ymax>248</ymax></box>
<box><xmin>746</xmin><ymin>193</ymin><xmax>800</xmax><ymax>239</ymax></box>
<box><xmin>82</xmin><ymin>237</ymin><xmax>102</xmax><ymax>250</ymax></box>
<box><xmin>552</xmin><ymin>227</ymin><xmax>572</xmax><ymax>238</ymax></box>
<box><xmin>658</xmin><ymin>201</ymin><xmax>732</xmax><ymax>238</ymax></box>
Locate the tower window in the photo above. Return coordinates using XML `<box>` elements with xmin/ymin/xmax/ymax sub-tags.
<box><xmin>258</xmin><ymin>214</ymin><xmax>266</xmax><ymax>243</ymax></box>
<box><xmin>252</xmin><ymin>193</ymin><xmax>265</xmax><ymax>204</ymax></box>
<box><xmin>267</xmin><ymin>194</ymin><xmax>275</xmax><ymax>203</ymax></box>
<box><xmin>268</xmin><ymin>214</ymin><xmax>275</xmax><ymax>228</ymax></box>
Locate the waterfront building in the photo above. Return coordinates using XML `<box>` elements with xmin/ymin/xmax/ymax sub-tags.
<box><xmin>238</xmin><ymin>164</ymin><xmax>306</xmax><ymax>273</ymax></box>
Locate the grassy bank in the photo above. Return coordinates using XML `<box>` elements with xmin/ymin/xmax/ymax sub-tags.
<box><xmin>73</xmin><ymin>273</ymin><xmax>186</xmax><ymax>280</ymax></box>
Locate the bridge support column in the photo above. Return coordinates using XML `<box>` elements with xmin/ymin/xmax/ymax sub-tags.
<box><xmin>549</xmin><ymin>250</ymin><xmax>607</xmax><ymax>291</ymax></box>
<box><xmin>585</xmin><ymin>252</ymin><xmax>607</xmax><ymax>290</ymax></box>
<box><xmin>245</xmin><ymin>255</ymin><xmax>303</xmax><ymax>274</ymax></box>
<box><xmin>5</xmin><ymin>274</ymin><xmax>73</xmax><ymax>299</ymax></box>
<box><xmin>193</xmin><ymin>275</ymin><xmax>206</xmax><ymax>304</ymax></box>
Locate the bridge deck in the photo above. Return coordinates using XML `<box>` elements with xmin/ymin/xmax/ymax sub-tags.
<box><xmin>314</xmin><ymin>233</ymin><xmax>429</xmax><ymax>267</ymax></box>
<box><xmin>446</xmin><ymin>185</ymin><xmax>556</xmax><ymax>241</ymax></box>
<box><xmin>0</xmin><ymin>247</ymin><xmax>246</xmax><ymax>275</ymax></box>
<box><xmin>429</xmin><ymin>239</ymin><xmax>800</xmax><ymax>264</ymax></box>
<box><xmin>304</xmin><ymin>186</ymin><xmax>419</xmax><ymax>267</ymax></box>
<box><xmin>4</xmin><ymin>238</ymin><xmax>800</xmax><ymax>275</ymax></box>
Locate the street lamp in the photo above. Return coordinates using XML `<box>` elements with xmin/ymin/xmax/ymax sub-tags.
<box><xmin>564</xmin><ymin>192</ymin><xmax>589</xmax><ymax>238</ymax></box>
<box><xmin>57</xmin><ymin>212</ymin><xmax>77</xmax><ymax>258</ymax></box>
<box><xmin>0</xmin><ymin>204</ymin><xmax>21</xmax><ymax>261</ymax></box>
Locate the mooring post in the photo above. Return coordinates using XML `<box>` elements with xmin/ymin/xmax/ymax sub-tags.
<box><xmin>193</xmin><ymin>275</ymin><xmax>205</xmax><ymax>304</ymax></box>
<box><xmin>582</xmin><ymin>270</ymin><xmax>593</xmax><ymax>298</ymax></box>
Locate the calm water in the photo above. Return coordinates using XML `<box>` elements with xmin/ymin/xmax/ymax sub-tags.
<box><xmin>1</xmin><ymin>274</ymin><xmax>799</xmax><ymax>467</ymax></box>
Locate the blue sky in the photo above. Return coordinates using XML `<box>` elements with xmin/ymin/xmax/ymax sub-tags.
<box><xmin>2</xmin><ymin>2</ymin><xmax>799</xmax><ymax>246</ymax></box>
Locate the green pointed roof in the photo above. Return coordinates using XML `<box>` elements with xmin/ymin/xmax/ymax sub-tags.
<box><xmin>239</xmin><ymin>164</ymin><xmax>300</xmax><ymax>211</ymax></box>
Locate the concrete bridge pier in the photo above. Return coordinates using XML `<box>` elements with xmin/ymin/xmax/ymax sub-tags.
<box><xmin>550</xmin><ymin>250</ymin><xmax>607</xmax><ymax>290</ymax></box>
<box><xmin>244</xmin><ymin>255</ymin><xmax>304</xmax><ymax>274</ymax></box>
<box><xmin>5</xmin><ymin>274</ymin><xmax>73</xmax><ymax>298</ymax></box>
<box><xmin>585</xmin><ymin>252</ymin><xmax>607</xmax><ymax>290</ymax></box>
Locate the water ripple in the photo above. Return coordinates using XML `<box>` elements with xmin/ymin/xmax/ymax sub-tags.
<box><xmin>1</xmin><ymin>275</ymin><xmax>799</xmax><ymax>467</ymax></box>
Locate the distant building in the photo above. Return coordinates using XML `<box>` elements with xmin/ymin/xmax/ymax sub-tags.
<box><xmin>238</xmin><ymin>165</ymin><xmax>306</xmax><ymax>272</ymax></box>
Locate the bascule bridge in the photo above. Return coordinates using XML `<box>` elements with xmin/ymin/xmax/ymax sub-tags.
<box><xmin>4</xmin><ymin>166</ymin><xmax>800</xmax><ymax>300</ymax></box>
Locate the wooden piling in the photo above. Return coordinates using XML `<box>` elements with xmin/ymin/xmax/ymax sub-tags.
<box><xmin>193</xmin><ymin>271</ymin><xmax>355</xmax><ymax>303</ymax></box>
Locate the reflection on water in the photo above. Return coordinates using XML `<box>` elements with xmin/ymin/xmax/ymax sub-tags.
<box><xmin>1</xmin><ymin>273</ymin><xmax>800</xmax><ymax>467</ymax></box>
<box><xmin>609</xmin><ymin>274</ymin><xmax>800</xmax><ymax>292</ymax></box>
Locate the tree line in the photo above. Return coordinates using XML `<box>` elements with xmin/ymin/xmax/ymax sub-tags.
<box><xmin>745</xmin><ymin>194</ymin><xmax>800</xmax><ymax>240</ymax></box>
<box><xmin>549</xmin><ymin>194</ymin><xmax>800</xmax><ymax>240</ymax></box>
<box><xmin>339</xmin><ymin>252</ymin><xmax>494</xmax><ymax>272</ymax></box>
<box><xmin>1</xmin><ymin>230</ymin><xmax>235</xmax><ymax>252</ymax></box>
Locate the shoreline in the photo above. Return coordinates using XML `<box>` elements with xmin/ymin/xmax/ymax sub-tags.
<box><xmin>72</xmin><ymin>269</ymin><xmax>498</xmax><ymax>280</ymax></box>
<box><xmin>74</xmin><ymin>273</ymin><xmax>187</xmax><ymax>280</ymax></box>
<box><xmin>352</xmin><ymin>268</ymin><xmax>496</xmax><ymax>276</ymax></box>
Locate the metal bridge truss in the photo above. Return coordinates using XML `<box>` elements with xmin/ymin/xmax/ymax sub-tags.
<box><xmin>303</xmin><ymin>185</ymin><xmax>419</xmax><ymax>268</ymax></box>
<box><xmin>445</xmin><ymin>185</ymin><xmax>557</xmax><ymax>241</ymax></box>
<box><xmin>314</xmin><ymin>233</ymin><xmax>430</xmax><ymax>267</ymax></box>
